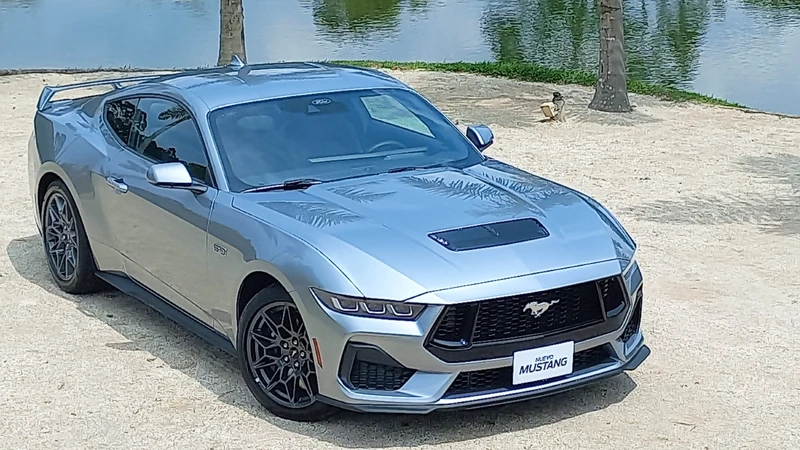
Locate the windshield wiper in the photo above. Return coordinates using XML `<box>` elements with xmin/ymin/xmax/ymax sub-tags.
<box><xmin>242</xmin><ymin>178</ymin><xmax>323</xmax><ymax>193</ymax></box>
<box><xmin>388</xmin><ymin>163</ymin><xmax>444</xmax><ymax>174</ymax></box>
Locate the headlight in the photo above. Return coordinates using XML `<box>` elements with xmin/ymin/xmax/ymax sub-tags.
<box><xmin>310</xmin><ymin>288</ymin><xmax>426</xmax><ymax>320</ymax></box>
<box><xmin>623</xmin><ymin>259</ymin><xmax>643</xmax><ymax>294</ymax></box>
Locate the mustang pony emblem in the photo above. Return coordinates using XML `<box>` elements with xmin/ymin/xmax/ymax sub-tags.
<box><xmin>523</xmin><ymin>300</ymin><xmax>560</xmax><ymax>318</ymax></box>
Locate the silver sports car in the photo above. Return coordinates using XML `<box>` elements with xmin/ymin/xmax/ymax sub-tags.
<box><xmin>28</xmin><ymin>59</ymin><xmax>649</xmax><ymax>422</ymax></box>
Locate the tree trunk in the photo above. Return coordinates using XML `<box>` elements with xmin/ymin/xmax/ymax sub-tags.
<box><xmin>589</xmin><ymin>0</ymin><xmax>632</xmax><ymax>112</ymax></box>
<box><xmin>217</xmin><ymin>0</ymin><xmax>247</xmax><ymax>66</ymax></box>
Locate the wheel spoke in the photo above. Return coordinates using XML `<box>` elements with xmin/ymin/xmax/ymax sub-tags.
<box><xmin>280</xmin><ymin>305</ymin><xmax>291</xmax><ymax>331</ymax></box>
<box><xmin>260</xmin><ymin>311</ymin><xmax>283</xmax><ymax>338</ymax></box>
<box><xmin>55</xmin><ymin>248</ymin><xmax>67</xmax><ymax>278</ymax></box>
<box><xmin>251</xmin><ymin>353</ymin><xmax>280</xmax><ymax>370</ymax></box>
<box><xmin>61</xmin><ymin>202</ymin><xmax>73</xmax><ymax>224</ymax></box>
<box><xmin>285</xmin><ymin>372</ymin><xmax>298</xmax><ymax>404</ymax></box>
<box><xmin>45</xmin><ymin>226</ymin><xmax>59</xmax><ymax>238</ymax></box>
<box><xmin>65</xmin><ymin>246</ymin><xmax>76</xmax><ymax>277</ymax></box>
<box><xmin>262</xmin><ymin>368</ymin><xmax>283</xmax><ymax>392</ymax></box>
<box><xmin>296</xmin><ymin>321</ymin><xmax>307</xmax><ymax>338</ymax></box>
<box><xmin>250</xmin><ymin>330</ymin><xmax>279</xmax><ymax>350</ymax></box>
<box><xmin>298</xmin><ymin>371</ymin><xmax>314</xmax><ymax>399</ymax></box>
<box><xmin>47</xmin><ymin>206</ymin><xmax>61</xmax><ymax>228</ymax></box>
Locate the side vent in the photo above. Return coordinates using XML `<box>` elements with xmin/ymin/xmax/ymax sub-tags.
<box><xmin>428</xmin><ymin>218</ymin><xmax>549</xmax><ymax>252</ymax></box>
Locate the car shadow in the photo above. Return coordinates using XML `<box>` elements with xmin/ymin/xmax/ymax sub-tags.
<box><xmin>7</xmin><ymin>234</ymin><xmax>638</xmax><ymax>448</ymax></box>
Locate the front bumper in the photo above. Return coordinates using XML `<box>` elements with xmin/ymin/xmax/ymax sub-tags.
<box><xmin>295</xmin><ymin>259</ymin><xmax>649</xmax><ymax>414</ymax></box>
<box><xmin>323</xmin><ymin>343</ymin><xmax>650</xmax><ymax>414</ymax></box>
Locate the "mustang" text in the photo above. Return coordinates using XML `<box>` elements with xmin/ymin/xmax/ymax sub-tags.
<box><xmin>518</xmin><ymin>354</ymin><xmax>569</xmax><ymax>374</ymax></box>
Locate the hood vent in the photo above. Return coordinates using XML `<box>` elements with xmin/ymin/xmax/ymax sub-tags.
<box><xmin>428</xmin><ymin>218</ymin><xmax>549</xmax><ymax>252</ymax></box>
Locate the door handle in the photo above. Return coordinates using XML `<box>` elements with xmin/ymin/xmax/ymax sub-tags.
<box><xmin>105</xmin><ymin>176</ymin><xmax>128</xmax><ymax>194</ymax></box>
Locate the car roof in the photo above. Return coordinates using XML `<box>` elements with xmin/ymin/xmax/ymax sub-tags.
<box><xmin>152</xmin><ymin>62</ymin><xmax>409</xmax><ymax>111</ymax></box>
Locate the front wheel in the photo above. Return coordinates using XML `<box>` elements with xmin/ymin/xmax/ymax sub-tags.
<box><xmin>237</xmin><ymin>285</ymin><xmax>336</xmax><ymax>422</ymax></box>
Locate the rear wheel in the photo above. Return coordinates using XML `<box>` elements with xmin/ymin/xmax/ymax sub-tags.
<box><xmin>41</xmin><ymin>181</ymin><xmax>103</xmax><ymax>294</ymax></box>
<box><xmin>238</xmin><ymin>285</ymin><xmax>335</xmax><ymax>422</ymax></box>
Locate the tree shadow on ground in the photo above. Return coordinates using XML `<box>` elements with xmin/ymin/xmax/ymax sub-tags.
<box><xmin>7</xmin><ymin>235</ymin><xmax>638</xmax><ymax>448</ymax></box>
<box><xmin>624</xmin><ymin>152</ymin><xmax>800</xmax><ymax>236</ymax></box>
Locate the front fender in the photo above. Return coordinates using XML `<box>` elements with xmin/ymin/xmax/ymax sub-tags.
<box><xmin>207</xmin><ymin>192</ymin><xmax>363</xmax><ymax>346</ymax></box>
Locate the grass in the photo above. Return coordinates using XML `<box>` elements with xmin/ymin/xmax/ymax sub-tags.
<box><xmin>1</xmin><ymin>60</ymin><xmax>744</xmax><ymax>108</ymax></box>
<box><xmin>331</xmin><ymin>60</ymin><xmax>745</xmax><ymax>108</ymax></box>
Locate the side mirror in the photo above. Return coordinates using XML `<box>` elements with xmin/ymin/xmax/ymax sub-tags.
<box><xmin>466</xmin><ymin>124</ymin><xmax>494</xmax><ymax>151</ymax></box>
<box><xmin>146</xmin><ymin>162</ymin><xmax>207</xmax><ymax>194</ymax></box>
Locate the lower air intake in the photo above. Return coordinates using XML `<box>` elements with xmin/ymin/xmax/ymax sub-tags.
<box><xmin>340</xmin><ymin>342</ymin><xmax>415</xmax><ymax>391</ymax></box>
<box><xmin>348</xmin><ymin>360</ymin><xmax>415</xmax><ymax>391</ymax></box>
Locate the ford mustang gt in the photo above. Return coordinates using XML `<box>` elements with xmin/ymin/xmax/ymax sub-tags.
<box><xmin>28</xmin><ymin>59</ymin><xmax>649</xmax><ymax>422</ymax></box>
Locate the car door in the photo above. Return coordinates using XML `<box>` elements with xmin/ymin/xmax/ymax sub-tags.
<box><xmin>101</xmin><ymin>96</ymin><xmax>218</xmax><ymax>323</ymax></box>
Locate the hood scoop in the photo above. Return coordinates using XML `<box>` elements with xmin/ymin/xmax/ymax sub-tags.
<box><xmin>428</xmin><ymin>218</ymin><xmax>550</xmax><ymax>252</ymax></box>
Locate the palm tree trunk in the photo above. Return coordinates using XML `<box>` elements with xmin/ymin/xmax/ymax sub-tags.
<box><xmin>589</xmin><ymin>0</ymin><xmax>632</xmax><ymax>112</ymax></box>
<box><xmin>217</xmin><ymin>0</ymin><xmax>247</xmax><ymax>66</ymax></box>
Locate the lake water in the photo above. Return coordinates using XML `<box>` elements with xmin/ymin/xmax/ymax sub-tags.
<box><xmin>1</xmin><ymin>0</ymin><xmax>798</xmax><ymax>114</ymax></box>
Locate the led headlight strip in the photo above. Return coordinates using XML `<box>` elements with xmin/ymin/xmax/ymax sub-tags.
<box><xmin>311</xmin><ymin>288</ymin><xmax>426</xmax><ymax>320</ymax></box>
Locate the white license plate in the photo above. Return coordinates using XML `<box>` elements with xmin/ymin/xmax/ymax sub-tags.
<box><xmin>512</xmin><ymin>341</ymin><xmax>575</xmax><ymax>385</ymax></box>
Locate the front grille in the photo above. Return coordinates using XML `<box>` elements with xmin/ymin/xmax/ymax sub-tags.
<box><xmin>444</xmin><ymin>346</ymin><xmax>612</xmax><ymax>397</ymax></box>
<box><xmin>348</xmin><ymin>360</ymin><xmax>415</xmax><ymax>391</ymax></box>
<box><xmin>430</xmin><ymin>278</ymin><xmax>620</xmax><ymax>348</ymax></box>
<box><xmin>621</xmin><ymin>290</ymin><xmax>643</xmax><ymax>343</ymax></box>
<box><xmin>472</xmin><ymin>280</ymin><xmax>602</xmax><ymax>342</ymax></box>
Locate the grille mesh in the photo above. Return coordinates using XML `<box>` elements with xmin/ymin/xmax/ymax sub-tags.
<box><xmin>348</xmin><ymin>360</ymin><xmax>415</xmax><ymax>391</ymax></box>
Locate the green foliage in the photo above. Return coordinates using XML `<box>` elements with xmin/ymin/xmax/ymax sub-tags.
<box><xmin>331</xmin><ymin>60</ymin><xmax>745</xmax><ymax>108</ymax></box>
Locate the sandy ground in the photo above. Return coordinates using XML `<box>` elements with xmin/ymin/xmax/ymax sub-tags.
<box><xmin>0</xmin><ymin>70</ymin><xmax>798</xmax><ymax>450</ymax></box>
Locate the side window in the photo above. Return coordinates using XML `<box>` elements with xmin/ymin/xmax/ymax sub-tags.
<box><xmin>129</xmin><ymin>98</ymin><xmax>212</xmax><ymax>184</ymax></box>
<box><xmin>105</xmin><ymin>98</ymin><xmax>139</xmax><ymax>146</ymax></box>
<box><xmin>360</xmin><ymin>94</ymin><xmax>434</xmax><ymax>137</ymax></box>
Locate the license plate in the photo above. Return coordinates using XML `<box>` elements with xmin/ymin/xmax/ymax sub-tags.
<box><xmin>512</xmin><ymin>341</ymin><xmax>574</xmax><ymax>385</ymax></box>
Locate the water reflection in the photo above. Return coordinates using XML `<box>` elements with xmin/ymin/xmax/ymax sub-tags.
<box><xmin>0</xmin><ymin>0</ymin><xmax>798</xmax><ymax>114</ymax></box>
<box><xmin>740</xmin><ymin>0</ymin><xmax>800</xmax><ymax>18</ymax></box>
<box><xmin>481</xmin><ymin>0</ymin><xmax>713</xmax><ymax>88</ymax></box>
<box><xmin>309</xmin><ymin>0</ymin><xmax>403</xmax><ymax>37</ymax></box>
<box><xmin>302</xmin><ymin>0</ymin><xmax>430</xmax><ymax>41</ymax></box>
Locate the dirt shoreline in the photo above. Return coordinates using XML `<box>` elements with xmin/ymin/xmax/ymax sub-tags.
<box><xmin>1</xmin><ymin>71</ymin><xmax>798</xmax><ymax>450</ymax></box>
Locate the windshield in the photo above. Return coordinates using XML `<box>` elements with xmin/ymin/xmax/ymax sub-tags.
<box><xmin>208</xmin><ymin>88</ymin><xmax>484</xmax><ymax>192</ymax></box>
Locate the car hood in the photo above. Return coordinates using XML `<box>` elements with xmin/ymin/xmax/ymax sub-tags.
<box><xmin>232</xmin><ymin>158</ymin><xmax>635</xmax><ymax>300</ymax></box>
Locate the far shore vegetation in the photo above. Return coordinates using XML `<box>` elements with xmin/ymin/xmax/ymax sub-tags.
<box><xmin>334</xmin><ymin>61</ymin><xmax>744</xmax><ymax>108</ymax></box>
<box><xmin>0</xmin><ymin>60</ymin><xmax>744</xmax><ymax>109</ymax></box>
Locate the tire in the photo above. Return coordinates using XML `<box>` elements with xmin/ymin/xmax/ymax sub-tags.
<box><xmin>237</xmin><ymin>285</ymin><xmax>336</xmax><ymax>422</ymax></box>
<box><xmin>40</xmin><ymin>180</ymin><xmax>103</xmax><ymax>294</ymax></box>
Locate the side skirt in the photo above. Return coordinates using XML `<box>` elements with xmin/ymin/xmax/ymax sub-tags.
<box><xmin>96</xmin><ymin>271</ymin><xmax>237</xmax><ymax>356</ymax></box>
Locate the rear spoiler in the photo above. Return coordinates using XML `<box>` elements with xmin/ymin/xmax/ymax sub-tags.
<box><xmin>36</xmin><ymin>74</ymin><xmax>163</xmax><ymax>112</ymax></box>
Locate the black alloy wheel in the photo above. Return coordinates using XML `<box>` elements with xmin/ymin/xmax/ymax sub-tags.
<box><xmin>238</xmin><ymin>285</ymin><xmax>335</xmax><ymax>421</ymax></box>
<box><xmin>44</xmin><ymin>191</ymin><xmax>78</xmax><ymax>282</ymax></box>
<box><xmin>247</xmin><ymin>300</ymin><xmax>317</xmax><ymax>408</ymax></box>
<box><xmin>40</xmin><ymin>180</ymin><xmax>102</xmax><ymax>294</ymax></box>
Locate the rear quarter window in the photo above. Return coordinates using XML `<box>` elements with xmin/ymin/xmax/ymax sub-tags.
<box><xmin>105</xmin><ymin>98</ymin><xmax>139</xmax><ymax>146</ymax></box>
